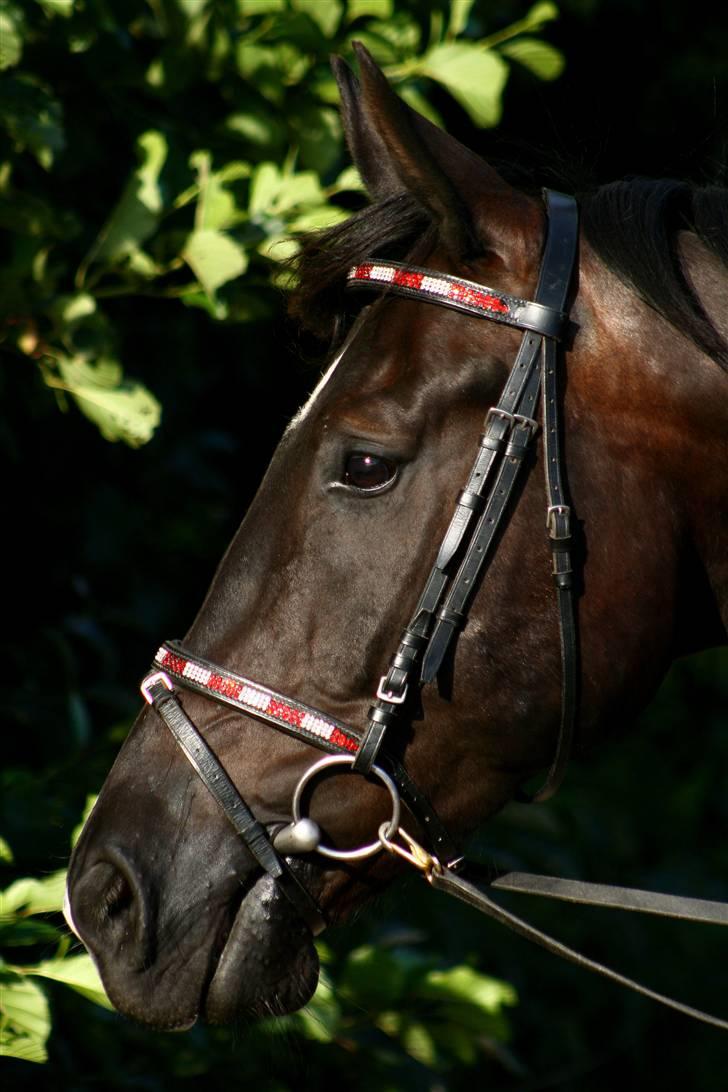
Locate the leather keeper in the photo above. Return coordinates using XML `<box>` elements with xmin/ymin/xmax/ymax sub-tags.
<box><xmin>436</xmin><ymin>605</ymin><xmax>465</xmax><ymax>628</ymax></box>
<box><xmin>367</xmin><ymin>704</ymin><xmax>400</xmax><ymax>729</ymax></box>
<box><xmin>457</xmin><ymin>489</ymin><xmax>485</xmax><ymax>513</ymax></box>
<box><xmin>400</xmin><ymin>628</ymin><xmax>428</xmax><ymax>652</ymax></box>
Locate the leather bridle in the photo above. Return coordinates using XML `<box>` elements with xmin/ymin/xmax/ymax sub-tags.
<box><xmin>140</xmin><ymin>191</ymin><xmax>728</xmax><ymax>1029</ymax></box>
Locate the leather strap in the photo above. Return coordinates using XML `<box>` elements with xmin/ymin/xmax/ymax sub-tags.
<box><xmin>145</xmin><ymin>680</ymin><xmax>327</xmax><ymax>936</ymax></box>
<box><xmin>430</xmin><ymin>866</ymin><xmax>728</xmax><ymax>1030</ymax></box>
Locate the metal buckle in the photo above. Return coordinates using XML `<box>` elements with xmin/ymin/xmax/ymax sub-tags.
<box><xmin>484</xmin><ymin>407</ymin><xmax>538</xmax><ymax>438</ymax></box>
<box><xmin>546</xmin><ymin>504</ymin><xmax>571</xmax><ymax>537</ymax></box>
<box><xmin>512</xmin><ymin>412</ymin><xmax>539</xmax><ymax>438</ymax></box>
<box><xmin>141</xmin><ymin>671</ymin><xmax>174</xmax><ymax>705</ymax></box>
<box><xmin>484</xmin><ymin>406</ymin><xmax>514</xmax><ymax>431</ymax></box>
<box><xmin>291</xmin><ymin>754</ymin><xmax>401</xmax><ymax>861</ymax></box>
<box><xmin>376</xmin><ymin>675</ymin><xmax>408</xmax><ymax>705</ymax></box>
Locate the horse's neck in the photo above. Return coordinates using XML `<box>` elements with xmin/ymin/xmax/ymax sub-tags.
<box><xmin>677</xmin><ymin>232</ymin><xmax>728</xmax><ymax>637</ymax></box>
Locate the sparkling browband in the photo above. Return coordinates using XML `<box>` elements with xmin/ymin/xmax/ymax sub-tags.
<box><xmin>347</xmin><ymin>260</ymin><xmax>566</xmax><ymax>338</ymax></box>
<box><xmin>152</xmin><ymin>643</ymin><xmax>360</xmax><ymax>754</ymax></box>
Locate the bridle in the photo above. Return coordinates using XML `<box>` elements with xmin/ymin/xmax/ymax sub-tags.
<box><xmin>140</xmin><ymin>191</ymin><xmax>728</xmax><ymax>1028</ymax></box>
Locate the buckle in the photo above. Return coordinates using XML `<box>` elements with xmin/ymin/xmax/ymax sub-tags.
<box><xmin>376</xmin><ymin>675</ymin><xmax>409</xmax><ymax>705</ymax></box>
<box><xmin>511</xmin><ymin>412</ymin><xmax>539</xmax><ymax>438</ymax></box>
<box><xmin>141</xmin><ymin>671</ymin><xmax>174</xmax><ymax>704</ymax></box>
<box><xmin>547</xmin><ymin>504</ymin><xmax>571</xmax><ymax>538</ymax></box>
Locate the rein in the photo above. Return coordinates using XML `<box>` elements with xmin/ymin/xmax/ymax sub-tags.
<box><xmin>140</xmin><ymin>191</ymin><xmax>728</xmax><ymax>1029</ymax></box>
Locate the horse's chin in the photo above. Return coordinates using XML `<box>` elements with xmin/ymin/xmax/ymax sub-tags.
<box><xmin>204</xmin><ymin>872</ymin><xmax>320</xmax><ymax>1024</ymax></box>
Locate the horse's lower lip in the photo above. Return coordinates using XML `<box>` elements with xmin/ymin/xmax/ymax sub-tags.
<box><xmin>204</xmin><ymin>871</ymin><xmax>319</xmax><ymax>1023</ymax></box>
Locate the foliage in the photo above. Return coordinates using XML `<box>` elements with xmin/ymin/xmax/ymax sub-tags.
<box><xmin>0</xmin><ymin>0</ymin><xmax>562</xmax><ymax>446</ymax></box>
<box><xmin>3</xmin><ymin>1</ymin><xmax>728</xmax><ymax>1090</ymax></box>
<box><xmin>0</xmin><ymin>804</ymin><xmax>110</xmax><ymax>1065</ymax></box>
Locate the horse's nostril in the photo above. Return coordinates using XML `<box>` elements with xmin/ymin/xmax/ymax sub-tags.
<box><xmin>102</xmin><ymin>870</ymin><xmax>134</xmax><ymax>919</ymax></box>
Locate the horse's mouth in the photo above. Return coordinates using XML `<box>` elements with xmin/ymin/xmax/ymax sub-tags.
<box><xmin>203</xmin><ymin>870</ymin><xmax>320</xmax><ymax>1024</ymax></box>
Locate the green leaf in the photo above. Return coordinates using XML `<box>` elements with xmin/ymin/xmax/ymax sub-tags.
<box><xmin>288</xmin><ymin>205</ymin><xmax>348</xmax><ymax>232</ymax></box>
<box><xmin>183</xmin><ymin>229</ymin><xmax>248</xmax><ymax>296</ymax></box>
<box><xmin>0</xmin><ymin>6</ymin><xmax>23</xmax><ymax>71</ymax></box>
<box><xmin>423</xmin><ymin>43</ymin><xmax>509</xmax><ymax>127</ymax></box>
<box><xmin>236</xmin><ymin>0</ymin><xmax>285</xmax><ymax>13</ymax></box>
<box><xmin>235</xmin><ymin>43</ymin><xmax>286</xmax><ymax>104</ymax></box>
<box><xmin>54</xmin><ymin>356</ymin><xmax>162</xmax><ymax>447</ymax></box>
<box><xmin>291</xmin><ymin>103</ymin><xmax>342</xmax><ymax>175</ymax></box>
<box><xmin>448</xmin><ymin>0</ymin><xmax>475</xmax><ymax>39</ymax></box>
<box><xmin>71</xmin><ymin>794</ymin><xmax>99</xmax><ymax>849</ymax></box>
<box><xmin>248</xmin><ymin>161</ymin><xmax>281</xmax><ymax>216</ymax></box>
<box><xmin>521</xmin><ymin>1</ymin><xmax>560</xmax><ymax>31</ymax></box>
<box><xmin>339</xmin><ymin>945</ymin><xmax>410</xmax><ymax>1010</ymax></box>
<box><xmin>0</xmin><ymin>974</ymin><xmax>50</xmax><ymax>1063</ymax></box>
<box><xmin>0</xmin><ymin>835</ymin><xmax>13</xmax><ymax>864</ymax></box>
<box><xmin>38</xmin><ymin>0</ymin><xmax>74</xmax><ymax>16</ymax></box>
<box><xmin>398</xmin><ymin>84</ymin><xmax>443</xmax><ymax>127</ymax></box>
<box><xmin>0</xmin><ymin>919</ymin><xmax>61</xmax><ymax>947</ymax></box>
<box><xmin>224</xmin><ymin>110</ymin><xmax>286</xmax><ymax>152</ymax></box>
<box><xmin>292</xmin><ymin>0</ymin><xmax>342</xmax><ymax>37</ymax></box>
<box><xmin>292</xmin><ymin>968</ymin><xmax>340</xmax><ymax>1042</ymax></box>
<box><xmin>89</xmin><ymin>130</ymin><xmax>167</xmax><ymax>266</ymax></box>
<box><xmin>28</xmin><ymin>955</ymin><xmax>114</xmax><ymax>1010</ymax></box>
<box><xmin>401</xmin><ymin>1020</ymin><xmax>437</xmax><ymax>1067</ymax></box>
<box><xmin>347</xmin><ymin>0</ymin><xmax>393</xmax><ymax>21</ymax></box>
<box><xmin>419</xmin><ymin>964</ymin><xmax>517</xmax><ymax>1014</ymax></box>
<box><xmin>0</xmin><ymin>871</ymin><xmax>66</xmax><ymax>917</ymax></box>
<box><xmin>190</xmin><ymin>151</ymin><xmax>246</xmax><ymax>232</ymax></box>
<box><xmin>0</xmin><ymin>75</ymin><xmax>65</xmax><ymax>168</ymax></box>
<box><xmin>329</xmin><ymin>165</ymin><xmax>364</xmax><ymax>193</ymax></box>
<box><xmin>500</xmin><ymin>37</ymin><xmax>565</xmax><ymax>80</ymax></box>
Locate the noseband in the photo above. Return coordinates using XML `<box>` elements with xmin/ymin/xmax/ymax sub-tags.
<box><xmin>140</xmin><ymin>191</ymin><xmax>728</xmax><ymax>1028</ymax></box>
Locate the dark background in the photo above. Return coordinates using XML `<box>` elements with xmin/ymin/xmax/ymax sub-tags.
<box><xmin>3</xmin><ymin>0</ymin><xmax>727</xmax><ymax>1088</ymax></box>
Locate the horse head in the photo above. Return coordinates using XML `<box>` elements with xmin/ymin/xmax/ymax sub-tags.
<box><xmin>65</xmin><ymin>46</ymin><xmax>727</xmax><ymax>1030</ymax></box>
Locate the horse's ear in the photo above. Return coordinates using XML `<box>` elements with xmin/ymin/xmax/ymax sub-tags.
<box><xmin>332</xmin><ymin>43</ymin><xmax>535</xmax><ymax>262</ymax></box>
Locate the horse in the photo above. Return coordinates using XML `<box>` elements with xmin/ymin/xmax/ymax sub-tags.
<box><xmin>64</xmin><ymin>45</ymin><xmax>728</xmax><ymax>1032</ymax></box>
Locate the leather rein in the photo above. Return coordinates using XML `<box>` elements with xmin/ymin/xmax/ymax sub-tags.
<box><xmin>141</xmin><ymin>191</ymin><xmax>728</xmax><ymax>1029</ymax></box>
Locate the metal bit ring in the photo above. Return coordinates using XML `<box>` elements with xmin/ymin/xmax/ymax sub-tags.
<box><xmin>291</xmin><ymin>754</ymin><xmax>401</xmax><ymax>860</ymax></box>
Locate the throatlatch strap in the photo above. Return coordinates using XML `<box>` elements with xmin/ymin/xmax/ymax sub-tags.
<box><xmin>430</xmin><ymin>867</ymin><xmax>728</xmax><ymax>1031</ymax></box>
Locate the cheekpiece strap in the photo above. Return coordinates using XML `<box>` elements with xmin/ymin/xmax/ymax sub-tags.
<box><xmin>347</xmin><ymin>261</ymin><xmax>567</xmax><ymax>339</ymax></box>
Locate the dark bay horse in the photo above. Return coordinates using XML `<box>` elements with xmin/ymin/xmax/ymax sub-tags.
<box><xmin>65</xmin><ymin>46</ymin><xmax>727</xmax><ymax>1030</ymax></box>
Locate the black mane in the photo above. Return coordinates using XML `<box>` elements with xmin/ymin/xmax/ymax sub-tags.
<box><xmin>289</xmin><ymin>178</ymin><xmax>728</xmax><ymax>372</ymax></box>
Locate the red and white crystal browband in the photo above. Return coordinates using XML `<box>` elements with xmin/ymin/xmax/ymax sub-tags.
<box><xmin>152</xmin><ymin>642</ymin><xmax>361</xmax><ymax>755</ymax></box>
<box><xmin>347</xmin><ymin>260</ymin><xmax>567</xmax><ymax>339</ymax></box>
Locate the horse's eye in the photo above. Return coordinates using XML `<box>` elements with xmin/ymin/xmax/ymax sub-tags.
<box><xmin>344</xmin><ymin>453</ymin><xmax>397</xmax><ymax>491</ymax></box>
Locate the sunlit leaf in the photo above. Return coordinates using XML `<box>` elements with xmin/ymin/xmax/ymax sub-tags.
<box><xmin>0</xmin><ymin>871</ymin><xmax>66</xmax><ymax>917</ymax></box>
<box><xmin>0</xmin><ymin>975</ymin><xmax>49</xmax><ymax>1064</ymax></box>
<box><xmin>0</xmin><ymin>75</ymin><xmax>65</xmax><ymax>168</ymax></box>
<box><xmin>292</xmin><ymin>0</ymin><xmax>342</xmax><ymax>37</ymax></box>
<box><xmin>183</xmin><ymin>229</ymin><xmax>248</xmax><ymax>295</ymax></box>
<box><xmin>37</xmin><ymin>0</ymin><xmax>74</xmax><ymax>15</ymax></box>
<box><xmin>347</xmin><ymin>0</ymin><xmax>393</xmax><ymax>21</ymax></box>
<box><xmin>500</xmin><ymin>37</ymin><xmax>565</xmax><ymax>80</ymax></box>
<box><xmin>0</xmin><ymin>835</ymin><xmax>14</xmax><ymax>864</ymax></box>
<box><xmin>419</xmin><ymin>964</ymin><xmax>518</xmax><ymax>1014</ymax></box>
<box><xmin>28</xmin><ymin>955</ymin><xmax>114</xmax><ymax>1010</ymax></box>
<box><xmin>292</xmin><ymin>968</ymin><xmax>340</xmax><ymax>1042</ymax></box>
<box><xmin>448</xmin><ymin>0</ymin><xmax>475</xmax><ymax>39</ymax></box>
<box><xmin>0</xmin><ymin>6</ymin><xmax>23</xmax><ymax>70</ymax></box>
<box><xmin>522</xmin><ymin>1</ymin><xmax>560</xmax><ymax>30</ymax></box>
<box><xmin>54</xmin><ymin>355</ymin><xmax>161</xmax><ymax>447</ymax></box>
<box><xmin>88</xmin><ymin>130</ymin><xmax>167</xmax><ymax>266</ymax></box>
<box><xmin>236</xmin><ymin>0</ymin><xmax>285</xmax><ymax>13</ymax></box>
<box><xmin>249</xmin><ymin>161</ymin><xmax>281</xmax><ymax>216</ymax></box>
<box><xmin>423</xmin><ymin>43</ymin><xmax>508</xmax><ymax>127</ymax></box>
